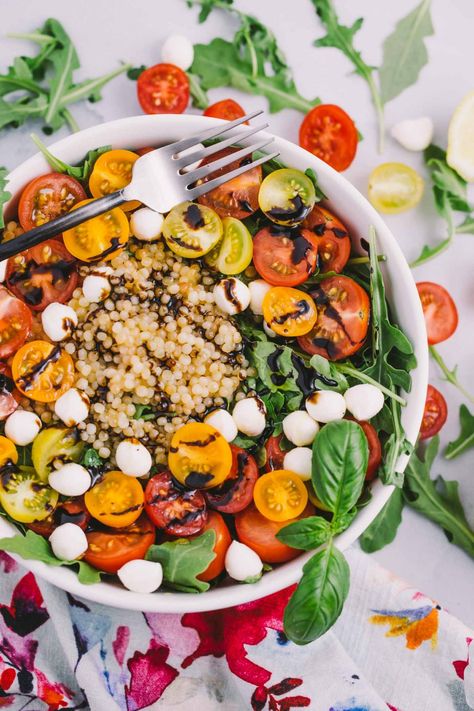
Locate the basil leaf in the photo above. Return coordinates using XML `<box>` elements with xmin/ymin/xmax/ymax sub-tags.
<box><xmin>444</xmin><ymin>405</ymin><xmax>474</xmax><ymax>461</ymax></box>
<box><xmin>0</xmin><ymin>166</ymin><xmax>11</xmax><ymax>229</ymax></box>
<box><xmin>146</xmin><ymin>530</ymin><xmax>216</xmax><ymax>593</ymax></box>
<box><xmin>276</xmin><ymin>516</ymin><xmax>332</xmax><ymax>550</ymax></box>
<box><xmin>359</xmin><ymin>487</ymin><xmax>404</xmax><ymax>553</ymax></box>
<box><xmin>312</xmin><ymin>420</ymin><xmax>368</xmax><ymax>515</ymax></box>
<box><xmin>283</xmin><ymin>543</ymin><xmax>349</xmax><ymax>645</ymax></box>
<box><xmin>31</xmin><ymin>134</ymin><xmax>111</xmax><ymax>181</ymax></box>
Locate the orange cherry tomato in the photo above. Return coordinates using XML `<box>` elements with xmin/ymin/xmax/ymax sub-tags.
<box><xmin>18</xmin><ymin>172</ymin><xmax>86</xmax><ymax>230</ymax></box>
<box><xmin>299</xmin><ymin>104</ymin><xmax>358</xmax><ymax>172</ymax></box>
<box><xmin>85</xmin><ymin>471</ymin><xmax>144</xmax><ymax>528</ymax></box>
<box><xmin>168</xmin><ymin>422</ymin><xmax>232</xmax><ymax>489</ymax></box>
<box><xmin>89</xmin><ymin>149</ymin><xmax>140</xmax><ymax>211</ymax></box>
<box><xmin>252</xmin><ymin>226</ymin><xmax>319</xmax><ymax>286</ymax></box>
<box><xmin>302</xmin><ymin>204</ymin><xmax>351</xmax><ymax>273</ymax></box>
<box><xmin>84</xmin><ymin>515</ymin><xmax>155</xmax><ymax>573</ymax></box>
<box><xmin>416</xmin><ymin>282</ymin><xmax>458</xmax><ymax>345</ymax></box>
<box><xmin>63</xmin><ymin>200</ymin><xmax>129</xmax><ymax>263</ymax></box>
<box><xmin>196</xmin><ymin>511</ymin><xmax>232</xmax><ymax>582</ymax></box>
<box><xmin>204</xmin><ymin>99</ymin><xmax>246</xmax><ymax>122</ymax></box>
<box><xmin>12</xmin><ymin>340</ymin><xmax>74</xmax><ymax>403</ymax></box>
<box><xmin>262</xmin><ymin>286</ymin><xmax>317</xmax><ymax>337</ymax></box>
<box><xmin>137</xmin><ymin>63</ymin><xmax>189</xmax><ymax>114</ymax></box>
<box><xmin>253</xmin><ymin>469</ymin><xmax>308</xmax><ymax>522</ymax></box>
<box><xmin>0</xmin><ymin>287</ymin><xmax>32</xmax><ymax>360</ymax></box>
<box><xmin>0</xmin><ymin>363</ymin><xmax>20</xmax><ymax>420</ymax></box>
<box><xmin>420</xmin><ymin>384</ymin><xmax>448</xmax><ymax>440</ymax></box>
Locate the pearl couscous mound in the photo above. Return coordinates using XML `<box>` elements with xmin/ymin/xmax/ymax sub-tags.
<box><xmin>64</xmin><ymin>239</ymin><xmax>249</xmax><ymax>463</ymax></box>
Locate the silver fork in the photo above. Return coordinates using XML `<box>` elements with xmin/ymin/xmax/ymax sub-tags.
<box><xmin>0</xmin><ymin>110</ymin><xmax>278</xmax><ymax>261</ymax></box>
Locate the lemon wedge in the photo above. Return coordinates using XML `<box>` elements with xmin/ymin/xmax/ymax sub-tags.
<box><xmin>447</xmin><ymin>90</ymin><xmax>474</xmax><ymax>182</ymax></box>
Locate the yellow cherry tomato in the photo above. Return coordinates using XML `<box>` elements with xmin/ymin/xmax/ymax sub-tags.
<box><xmin>204</xmin><ymin>216</ymin><xmax>253</xmax><ymax>274</ymax></box>
<box><xmin>0</xmin><ymin>436</ymin><xmax>18</xmax><ymax>467</ymax></box>
<box><xmin>163</xmin><ymin>201</ymin><xmax>223</xmax><ymax>258</ymax></box>
<box><xmin>12</xmin><ymin>340</ymin><xmax>75</xmax><ymax>403</ymax></box>
<box><xmin>0</xmin><ymin>466</ymin><xmax>58</xmax><ymax>524</ymax></box>
<box><xmin>168</xmin><ymin>422</ymin><xmax>232</xmax><ymax>489</ymax></box>
<box><xmin>63</xmin><ymin>200</ymin><xmax>129</xmax><ymax>263</ymax></box>
<box><xmin>262</xmin><ymin>286</ymin><xmax>317</xmax><ymax>337</ymax></box>
<box><xmin>253</xmin><ymin>469</ymin><xmax>308</xmax><ymax>522</ymax></box>
<box><xmin>85</xmin><ymin>471</ymin><xmax>144</xmax><ymax>528</ymax></box>
<box><xmin>258</xmin><ymin>168</ymin><xmax>316</xmax><ymax>226</ymax></box>
<box><xmin>368</xmin><ymin>162</ymin><xmax>424</xmax><ymax>214</ymax></box>
<box><xmin>306</xmin><ymin>482</ymin><xmax>331</xmax><ymax>512</ymax></box>
<box><xmin>31</xmin><ymin>427</ymin><xmax>84</xmax><ymax>482</ymax></box>
<box><xmin>89</xmin><ymin>149</ymin><xmax>140</xmax><ymax>211</ymax></box>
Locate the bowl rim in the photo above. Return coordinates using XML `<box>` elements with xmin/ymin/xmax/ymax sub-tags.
<box><xmin>0</xmin><ymin>113</ymin><xmax>429</xmax><ymax>612</ymax></box>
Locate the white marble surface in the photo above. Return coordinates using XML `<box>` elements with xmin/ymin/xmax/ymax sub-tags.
<box><xmin>0</xmin><ymin>0</ymin><xmax>473</xmax><ymax>625</ymax></box>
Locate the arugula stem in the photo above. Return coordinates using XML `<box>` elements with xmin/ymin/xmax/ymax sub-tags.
<box><xmin>347</xmin><ymin>255</ymin><xmax>386</xmax><ymax>265</ymax></box>
<box><xmin>366</xmin><ymin>72</ymin><xmax>385</xmax><ymax>153</ymax></box>
<box><xmin>409</xmin><ymin>236</ymin><xmax>452</xmax><ymax>268</ymax></box>
<box><xmin>429</xmin><ymin>345</ymin><xmax>474</xmax><ymax>404</ymax></box>
<box><xmin>6</xmin><ymin>32</ymin><xmax>54</xmax><ymax>45</ymax></box>
<box><xmin>336</xmin><ymin>364</ymin><xmax>407</xmax><ymax>406</ymax></box>
<box><xmin>61</xmin><ymin>108</ymin><xmax>80</xmax><ymax>133</ymax></box>
<box><xmin>243</xmin><ymin>29</ymin><xmax>259</xmax><ymax>78</ymax></box>
<box><xmin>187</xmin><ymin>72</ymin><xmax>209</xmax><ymax>109</ymax></box>
<box><xmin>60</xmin><ymin>63</ymin><xmax>131</xmax><ymax>106</ymax></box>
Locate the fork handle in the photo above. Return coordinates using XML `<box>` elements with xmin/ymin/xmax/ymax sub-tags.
<box><xmin>0</xmin><ymin>190</ymin><xmax>126</xmax><ymax>261</ymax></box>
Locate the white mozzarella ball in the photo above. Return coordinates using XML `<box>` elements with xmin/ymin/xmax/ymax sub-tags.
<box><xmin>263</xmin><ymin>321</ymin><xmax>277</xmax><ymax>338</ymax></box>
<box><xmin>344</xmin><ymin>384</ymin><xmax>384</xmax><ymax>421</ymax></box>
<box><xmin>204</xmin><ymin>409</ymin><xmax>238</xmax><ymax>442</ymax></box>
<box><xmin>225</xmin><ymin>540</ymin><xmax>263</xmax><ymax>581</ymax></box>
<box><xmin>248</xmin><ymin>280</ymin><xmax>272</xmax><ymax>315</ymax></box>
<box><xmin>282</xmin><ymin>411</ymin><xmax>319</xmax><ymax>446</ymax></box>
<box><xmin>115</xmin><ymin>438</ymin><xmax>152</xmax><ymax>477</ymax></box>
<box><xmin>213</xmin><ymin>278</ymin><xmax>250</xmax><ymax>315</ymax></box>
<box><xmin>49</xmin><ymin>463</ymin><xmax>91</xmax><ymax>496</ymax></box>
<box><xmin>130</xmin><ymin>207</ymin><xmax>164</xmax><ymax>242</ymax></box>
<box><xmin>0</xmin><ymin>260</ymin><xmax>7</xmax><ymax>283</ymax></box>
<box><xmin>54</xmin><ymin>388</ymin><xmax>90</xmax><ymax>427</ymax></box>
<box><xmin>390</xmin><ymin>117</ymin><xmax>434</xmax><ymax>152</ymax></box>
<box><xmin>117</xmin><ymin>559</ymin><xmax>163</xmax><ymax>593</ymax></box>
<box><xmin>232</xmin><ymin>396</ymin><xmax>266</xmax><ymax>437</ymax></box>
<box><xmin>5</xmin><ymin>411</ymin><xmax>41</xmax><ymax>446</ymax></box>
<box><xmin>41</xmin><ymin>302</ymin><xmax>78</xmax><ymax>342</ymax></box>
<box><xmin>161</xmin><ymin>34</ymin><xmax>194</xmax><ymax>71</ymax></box>
<box><xmin>283</xmin><ymin>447</ymin><xmax>313</xmax><ymax>481</ymax></box>
<box><xmin>306</xmin><ymin>390</ymin><xmax>346</xmax><ymax>423</ymax></box>
<box><xmin>82</xmin><ymin>274</ymin><xmax>111</xmax><ymax>303</ymax></box>
<box><xmin>49</xmin><ymin>523</ymin><xmax>88</xmax><ymax>561</ymax></box>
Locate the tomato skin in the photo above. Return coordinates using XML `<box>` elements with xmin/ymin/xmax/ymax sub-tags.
<box><xmin>416</xmin><ymin>282</ymin><xmax>458</xmax><ymax>345</ymax></box>
<box><xmin>263</xmin><ymin>286</ymin><xmax>318</xmax><ymax>337</ymax></box>
<box><xmin>89</xmin><ymin>149</ymin><xmax>140</xmax><ymax>211</ymax></box>
<box><xmin>84</xmin><ymin>515</ymin><xmax>156</xmax><ymax>574</ymax></box>
<box><xmin>137</xmin><ymin>63</ymin><xmax>189</xmax><ymax>114</ymax></box>
<box><xmin>0</xmin><ymin>287</ymin><xmax>32</xmax><ymax>360</ymax></box>
<box><xmin>168</xmin><ymin>423</ymin><xmax>232</xmax><ymax>489</ymax></box>
<box><xmin>144</xmin><ymin>471</ymin><xmax>208</xmax><ymax>537</ymax></box>
<box><xmin>196</xmin><ymin>511</ymin><xmax>232</xmax><ymax>582</ymax></box>
<box><xmin>298</xmin><ymin>275</ymin><xmax>370</xmax><ymax>361</ymax></box>
<box><xmin>204</xmin><ymin>99</ymin><xmax>246</xmax><ymax>122</ymax></box>
<box><xmin>18</xmin><ymin>172</ymin><xmax>87</xmax><ymax>231</ymax></box>
<box><xmin>302</xmin><ymin>205</ymin><xmax>351</xmax><ymax>273</ymax></box>
<box><xmin>204</xmin><ymin>446</ymin><xmax>258</xmax><ymax>514</ymax></box>
<box><xmin>356</xmin><ymin>420</ymin><xmax>382</xmax><ymax>481</ymax></box>
<box><xmin>136</xmin><ymin>146</ymin><xmax>155</xmax><ymax>156</ymax></box>
<box><xmin>265</xmin><ymin>435</ymin><xmax>286</xmax><ymax>472</ymax></box>
<box><xmin>0</xmin><ymin>363</ymin><xmax>20</xmax><ymax>420</ymax></box>
<box><xmin>299</xmin><ymin>104</ymin><xmax>358</xmax><ymax>172</ymax></box>
<box><xmin>6</xmin><ymin>239</ymin><xmax>78</xmax><ymax>311</ymax></box>
<box><xmin>85</xmin><ymin>471</ymin><xmax>144</xmax><ymax>529</ymax></box>
<box><xmin>12</xmin><ymin>340</ymin><xmax>75</xmax><ymax>403</ymax></box>
<box><xmin>63</xmin><ymin>201</ymin><xmax>129</xmax><ymax>263</ymax></box>
<box><xmin>253</xmin><ymin>469</ymin><xmax>308</xmax><ymax>522</ymax></box>
<box><xmin>27</xmin><ymin>497</ymin><xmax>91</xmax><ymax>538</ymax></box>
<box><xmin>252</xmin><ymin>226</ymin><xmax>319</xmax><ymax>286</ymax></box>
<box><xmin>420</xmin><ymin>384</ymin><xmax>448</xmax><ymax>440</ymax></box>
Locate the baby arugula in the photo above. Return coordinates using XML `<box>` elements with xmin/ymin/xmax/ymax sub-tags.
<box><xmin>429</xmin><ymin>345</ymin><xmax>474</xmax><ymax>406</ymax></box>
<box><xmin>445</xmin><ymin>405</ymin><xmax>474</xmax><ymax>461</ymax></box>
<box><xmin>146</xmin><ymin>530</ymin><xmax>216</xmax><ymax>593</ymax></box>
<box><xmin>30</xmin><ymin>134</ymin><xmax>111</xmax><ymax>182</ymax></box>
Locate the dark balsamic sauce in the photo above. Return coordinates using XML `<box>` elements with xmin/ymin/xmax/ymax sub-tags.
<box><xmin>223</xmin><ymin>279</ymin><xmax>241</xmax><ymax>311</ymax></box>
<box><xmin>183</xmin><ymin>203</ymin><xmax>205</xmax><ymax>230</ymax></box>
<box><xmin>17</xmin><ymin>345</ymin><xmax>61</xmax><ymax>391</ymax></box>
<box><xmin>89</xmin><ymin>237</ymin><xmax>123</xmax><ymax>263</ymax></box>
<box><xmin>272</xmin><ymin>299</ymin><xmax>310</xmax><ymax>326</ymax></box>
<box><xmin>267</xmin><ymin>195</ymin><xmax>310</xmax><ymax>223</ymax></box>
<box><xmin>184</xmin><ymin>471</ymin><xmax>214</xmax><ymax>488</ymax></box>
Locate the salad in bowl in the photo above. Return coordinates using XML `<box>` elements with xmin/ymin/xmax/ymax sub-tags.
<box><xmin>0</xmin><ymin>115</ymin><xmax>427</xmax><ymax>644</ymax></box>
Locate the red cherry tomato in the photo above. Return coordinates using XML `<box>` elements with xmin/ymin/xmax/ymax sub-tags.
<box><xmin>264</xmin><ymin>434</ymin><xmax>286</xmax><ymax>472</ymax></box>
<box><xmin>196</xmin><ymin>511</ymin><xmax>232</xmax><ymax>582</ymax></box>
<box><xmin>84</xmin><ymin>515</ymin><xmax>156</xmax><ymax>574</ymax></box>
<box><xmin>0</xmin><ymin>287</ymin><xmax>32</xmax><ymax>360</ymax></box>
<box><xmin>299</xmin><ymin>104</ymin><xmax>358</xmax><ymax>172</ymax></box>
<box><xmin>357</xmin><ymin>420</ymin><xmax>382</xmax><ymax>481</ymax></box>
<box><xmin>0</xmin><ymin>363</ymin><xmax>20</xmax><ymax>420</ymax></box>
<box><xmin>416</xmin><ymin>282</ymin><xmax>458</xmax><ymax>345</ymax></box>
<box><xmin>18</xmin><ymin>172</ymin><xmax>87</xmax><ymax>231</ymax></box>
<box><xmin>302</xmin><ymin>204</ymin><xmax>351</xmax><ymax>273</ymax></box>
<box><xmin>27</xmin><ymin>497</ymin><xmax>91</xmax><ymax>538</ymax></box>
<box><xmin>252</xmin><ymin>226</ymin><xmax>320</xmax><ymax>286</ymax></box>
<box><xmin>144</xmin><ymin>471</ymin><xmax>208</xmax><ymax>537</ymax></box>
<box><xmin>204</xmin><ymin>446</ymin><xmax>258</xmax><ymax>514</ymax></box>
<box><xmin>204</xmin><ymin>99</ymin><xmax>246</xmax><ymax>122</ymax></box>
<box><xmin>137</xmin><ymin>63</ymin><xmax>189</xmax><ymax>114</ymax></box>
<box><xmin>136</xmin><ymin>146</ymin><xmax>156</xmax><ymax>156</ymax></box>
<box><xmin>419</xmin><ymin>384</ymin><xmax>448</xmax><ymax>440</ymax></box>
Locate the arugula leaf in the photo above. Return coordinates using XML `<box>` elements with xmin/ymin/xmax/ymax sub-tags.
<box><xmin>0</xmin><ymin>167</ymin><xmax>11</xmax><ymax>229</ymax></box>
<box><xmin>309</xmin><ymin>354</ymin><xmax>348</xmax><ymax>393</ymax></box>
<box><xmin>457</xmin><ymin>215</ymin><xmax>474</xmax><ymax>234</ymax></box>
<box><xmin>359</xmin><ymin>487</ymin><xmax>404</xmax><ymax>553</ymax></box>
<box><xmin>276</xmin><ymin>516</ymin><xmax>332</xmax><ymax>551</ymax></box>
<box><xmin>190</xmin><ymin>0</ymin><xmax>234</xmax><ymax>24</ymax></box>
<box><xmin>127</xmin><ymin>65</ymin><xmax>146</xmax><ymax>80</ymax></box>
<box><xmin>0</xmin><ymin>530</ymin><xmax>102</xmax><ymax>584</ymax></box>
<box><xmin>31</xmin><ymin>134</ymin><xmax>111</xmax><ymax>182</ymax></box>
<box><xmin>133</xmin><ymin>404</ymin><xmax>157</xmax><ymax>421</ymax></box>
<box><xmin>375</xmin><ymin>399</ymin><xmax>413</xmax><ymax>487</ymax></box>
<box><xmin>146</xmin><ymin>530</ymin><xmax>216</xmax><ymax>592</ymax></box>
<box><xmin>187</xmin><ymin>72</ymin><xmax>209</xmax><ymax>109</ymax></box>
<box><xmin>304</xmin><ymin>168</ymin><xmax>327</xmax><ymax>202</ymax></box>
<box><xmin>444</xmin><ymin>405</ymin><xmax>474</xmax><ymax>461</ymax></box>
<box><xmin>81</xmin><ymin>446</ymin><xmax>105</xmax><ymax>481</ymax></box>
<box><xmin>429</xmin><ymin>345</ymin><xmax>474</xmax><ymax>404</ymax></box>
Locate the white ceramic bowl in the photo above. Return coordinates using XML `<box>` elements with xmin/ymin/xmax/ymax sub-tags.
<box><xmin>0</xmin><ymin>114</ymin><xmax>428</xmax><ymax>611</ymax></box>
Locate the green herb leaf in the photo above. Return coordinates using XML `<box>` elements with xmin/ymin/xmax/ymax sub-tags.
<box><xmin>43</xmin><ymin>19</ymin><xmax>80</xmax><ymax>129</ymax></box>
<box><xmin>146</xmin><ymin>529</ymin><xmax>216</xmax><ymax>593</ymax></box>
<box><xmin>127</xmin><ymin>65</ymin><xmax>146</xmax><ymax>80</ymax></box>
<box><xmin>283</xmin><ymin>543</ymin><xmax>350</xmax><ymax>644</ymax></box>
<box><xmin>0</xmin><ymin>167</ymin><xmax>11</xmax><ymax>229</ymax></box>
<box><xmin>444</xmin><ymin>405</ymin><xmax>474</xmax><ymax>461</ymax></box>
<box><xmin>276</xmin><ymin>516</ymin><xmax>332</xmax><ymax>550</ymax></box>
<box><xmin>457</xmin><ymin>215</ymin><xmax>474</xmax><ymax>234</ymax></box>
<box><xmin>187</xmin><ymin>72</ymin><xmax>210</xmax><ymax>109</ymax></box>
<box><xmin>30</xmin><ymin>134</ymin><xmax>111</xmax><ymax>181</ymax></box>
<box><xmin>429</xmin><ymin>345</ymin><xmax>474</xmax><ymax>404</ymax></box>
<box><xmin>309</xmin><ymin>354</ymin><xmax>348</xmax><ymax>393</ymax></box>
<box><xmin>359</xmin><ymin>487</ymin><xmax>404</xmax><ymax>553</ymax></box>
<box><xmin>375</xmin><ymin>399</ymin><xmax>413</xmax><ymax>487</ymax></box>
<box><xmin>304</xmin><ymin>168</ymin><xmax>327</xmax><ymax>202</ymax></box>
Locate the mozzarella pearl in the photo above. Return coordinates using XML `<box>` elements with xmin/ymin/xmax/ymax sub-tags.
<box><xmin>5</xmin><ymin>411</ymin><xmax>41</xmax><ymax>446</ymax></box>
<box><xmin>390</xmin><ymin>117</ymin><xmax>434</xmax><ymax>152</ymax></box>
<box><xmin>49</xmin><ymin>463</ymin><xmax>91</xmax><ymax>496</ymax></box>
<box><xmin>130</xmin><ymin>207</ymin><xmax>164</xmax><ymax>242</ymax></box>
<box><xmin>344</xmin><ymin>384</ymin><xmax>384</xmax><ymax>421</ymax></box>
<box><xmin>282</xmin><ymin>411</ymin><xmax>319</xmax><ymax>446</ymax></box>
<box><xmin>0</xmin><ymin>260</ymin><xmax>6</xmax><ymax>283</ymax></box>
<box><xmin>49</xmin><ymin>523</ymin><xmax>88</xmax><ymax>561</ymax></box>
<box><xmin>248</xmin><ymin>280</ymin><xmax>272</xmax><ymax>315</ymax></box>
<box><xmin>204</xmin><ymin>409</ymin><xmax>238</xmax><ymax>442</ymax></box>
<box><xmin>213</xmin><ymin>278</ymin><xmax>250</xmax><ymax>315</ymax></box>
<box><xmin>306</xmin><ymin>390</ymin><xmax>346</xmax><ymax>423</ymax></box>
<box><xmin>54</xmin><ymin>388</ymin><xmax>90</xmax><ymax>427</ymax></box>
<box><xmin>161</xmin><ymin>34</ymin><xmax>194</xmax><ymax>71</ymax></box>
<box><xmin>117</xmin><ymin>558</ymin><xmax>163</xmax><ymax>593</ymax></box>
<box><xmin>82</xmin><ymin>274</ymin><xmax>111</xmax><ymax>303</ymax></box>
<box><xmin>115</xmin><ymin>438</ymin><xmax>152</xmax><ymax>477</ymax></box>
<box><xmin>283</xmin><ymin>447</ymin><xmax>313</xmax><ymax>481</ymax></box>
<box><xmin>232</xmin><ymin>396</ymin><xmax>266</xmax><ymax>437</ymax></box>
<box><xmin>41</xmin><ymin>302</ymin><xmax>78</xmax><ymax>342</ymax></box>
<box><xmin>225</xmin><ymin>540</ymin><xmax>263</xmax><ymax>581</ymax></box>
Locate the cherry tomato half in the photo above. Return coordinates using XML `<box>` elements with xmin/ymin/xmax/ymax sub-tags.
<box><xmin>84</xmin><ymin>514</ymin><xmax>156</xmax><ymax>574</ymax></box>
<box><xmin>144</xmin><ymin>471</ymin><xmax>208</xmax><ymax>537</ymax></box>
<box><xmin>137</xmin><ymin>63</ymin><xmax>189</xmax><ymax>114</ymax></box>
<box><xmin>12</xmin><ymin>340</ymin><xmax>75</xmax><ymax>403</ymax></box>
<box><xmin>368</xmin><ymin>163</ymin><xmax>424</xmax><ymax>214</ymax></box>
<box><xmin>253</xmin><ymin>469</ymin><xmax>308</xmax><ymax>522</ymax></box>
<box><xmin>356</xmin><ymin>420</ymin><xmax>382</xmax><ymax>481</ymax></box>
<box><xmin>84</xmin><ymin>471</ymin><xmax>144</xmax><ymax>528</ymax></box>
<box><xmin>299</xmin><ymin>104</ymin><xmax>358</xmax><ymax>172</ymax></box>
<box><xmin>18</xmin><ymin>172</ymin><xmax>86</xmax><ymax>231</ymax></box>
<box><xmin>198</xmin><ymin>147</ymin><xmax>262</xmax><ymax>220</ymax></box>
<box><xmin>262</xmin><ymin>286</ymin><xmax>318</xmax><ymax>337</ymax></box>
<box><xmin>298</xmin><ymin>275</ymin><xmax>370</xmax><ymax>361</ymax></box>
<box><xmin>0</xmin><ymin>287</ymin><xmax>32</xmax><ymax>360</ymax></box>
<box><xmin>163</xmin><ymin>201</ymin><xmax>223</xmax><ymax>259</ymax></box>
<box><xmin>6</xmin><ymin>239</ymin><xmax>78</xmax><ymax>311</ymax></box>
<box><xmin>168</xmin><ymin>422</ymin><xmax>232</xmax><ymax>489</ymax></box>
<box><xmin>89</xmin><ymin>149</ymin><xmax>140</xmax><ymax>211</ymax></box>
<box><xmin>0</xmin><ymin>465</ymin><xmax>58</xmax><ymax>524</ymax></box>
<box><xmin>0</xmin><ymin>436</ymin><xmax>18</xmax><ymax>468</ymax></box>
<box><xmin>0</xmin><ymin>363</ymin><xmax>20</xmax><ymax>420</ymax></box>
<box><xmin>204</xmin><ymin>216</ymin><xmax>253</xmax><ymax>275</ymax></box>
<box><xmin>420</xmin><ymin>384</ymin><xmax>448</xmax><ymax>440</ymax></box>
<box><xmin>264</xmin><ymin>434</ymin><xmax>286</xmax><ymax>472</ymax></box>
<box><xmin>196</xmin><ymin>511</ymin><xmax>232</xmax><ymax>582</ymax></box>
<box><xmin>302</xmin><ymin>204</ymin><xmax>351</xmax><ymax>273</ymax></box>
<box><xmin>252</xmin><ymin>226</ymin><xmax>319</xmax><ymax>286</ymax></box>
<box><xmin>27</xmin><ymin>496</ymin><xmax>91</xmax><ymax>538</ymax></box>
<box><xmin>204</xmin><ymin>446</ymin><xmax>258</xmax><ymax>514</ymax></box>
<box><xmin>258</xmin><ymin>169</ymin><xmax>316</xmax><ymax>227</ymax></box>
<box><xmin>416</xmin><ymin>282</ymin><xmax>458</xmax><ymax>345</ymax></box>
<box><xmin>204</xmin><ymin>99</ymin><xmax>246</xmax><ymax>122</ymax></box>
<box><xmin>63</xmin><ymin>201</ymin><xmax>129</xmax><ymax>263</ymax></box>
